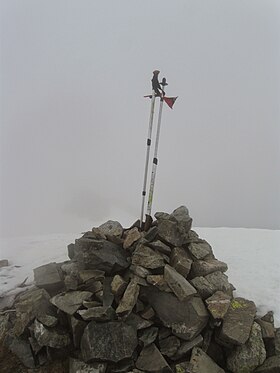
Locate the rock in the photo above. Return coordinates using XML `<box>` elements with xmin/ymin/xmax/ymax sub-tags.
<box><xmin>68</xmin><ymin>243</ymin><xmax>75</xmax><ymax>259</ymax></box>
<box><xmin>102</xmin><ymin>277</ymin><xmax>114</xmax><ymax>308</ymax></box>
<box><xmin>83</xmin><ymin>300</ymin><xmax>102</xmax><ymax>308</ymax></box>
<box><xmin>116</xmin><ymin>280</ymin><xmax>140</xmax><ymax>317</ymax></box>
<box><xmin>111</xmin><ymin>274</ymin><xmax>128</xmax><ymax>300</ymax></box>
<box><xmin>159</xmin><ymin>335</ymin><xmax>180</xmax><ymax>358</ymax></box>
<box><xmin>138</xmin><ymin>326</ymin><xmax>158</xmax><ymax>347</ymax></box>
<box><xmin>135</xmin><ymin>343</ymin><xmax>172</xmax><ymax>372</ymax></box>
<box><xmin>227</xmin><ymin>322</ymin><xmax>266</xmax><ymax>373</ymax></box>
<box><xmin>130</xmin><ymin>264</ymin><xmax>151</xmax><ymax>278</ymax></box>
<box><xmin>13</xmin><ymin>287</ymin><xmax>56</xmax><ymax>336</ymax></box>
<box><xmin>190</xmin><ymin>347</ymin><xmax>225</xmax><ymax>373</ymax></box>
<box><xmin>98</xmin><ymin>220</ymin><xmax>123</xmax><ymax>237</ymax></box>
<box><xmin>261</xmin><ymin>311</ymin><xmax>274</xmax><ymax>324</ymax></box>
<box><xmin>81</xmin><ymin>321</ymin><xmax>137</xmax><ymax>363</ymax></box>
<box><xmin>64</xmin><ymin>274</ymin><xmax>79</xmax><ymax>290</ymax></box>
<box><xmin>144</xmin><ymin>226</ymin><xmax>159</xmax><ymax>242</ymax></box>
<box><xmin>170</xmin><ymin>247</ymin><xmax>192</xmax><ymax>277</ymax></box>
<box><xmin>190</xmin><ymin>276</ymin><xmax>216</xmax><ymax>299</ymax></box>
<box><xmin>219</xmin><ymin>297</ymin><xmax>256</xmax><ymax>345</ymax></box>
<box><xmin>0</xmin><ymin>259</ymin><xmax>9</xmax><ymax>267</ymax></box>
<box><xmin>142</xmin><ymin>287</ymin><xmax>208</xmax><ymax>340</ymax></box>
<box><xmin>69</xmin><ymin>358</ymin><xmax>107</xmax><ymax>373</ymax></box>
<box><xmin>73</xmin><ymin>238</ymin><xmax>129</xmax><ymax>273</ymax></box>
<box><xmin>191</xmin><ymin>259</ymin><xmax>228</xmax><ymax>277</ymax></box>
<box><xmin>125</xmin><ymin>312</ymin><xmax>154</xmax><ymax>330</ymax></box>
<box><xmin>254</xmin><ymin>355</ymin><xmax>280</xmax><ymax>373</ymax></box>
<box><xmin>256</xmin><ymin>319</ymin><xmax>275</xmax><ymax>339</ymax></box>
<box><xmin>33</xmin><ymin>262</ymin><xmax>64</xmax><ymax>293</ymax></box>
<box><xmin>79</xmin><ymin>269</ymin><xmax>105</xmax><ymax>283</ymax></box>
<box><xmin>78</xmin><ymin>306</ymin><xmax>116</xmax><ymax>321</ymax></box>
<box><xmin>140</xmin><ymin>306</ymin><xmax>155</xmax><ymax>320</ymax></box>
<box><xmin>123</xmin><ymin>227</ymin><xmax>141</xmax><ymax>249</ymax></box>
<box><xmin>4</xmin><ymin>332</ymin><xmax>35</xmax><ymax>368</ymax></box>
<box><xmin>205</xmin><ymin>271</ymin><xmax>234</xmax><ymax>295</ymax></box>
<box><xmin>205</xmin><ymin>291</ymin><xmax>231</xmax><ymax>319</ymax></box>
<box><xmin>172</xmin><ymin>334</ymin><xmax>203</xmax><ymax>360</ymax></box>
<box><xmin>50</xmin><ymin>291</ymin><xmax>92</xmax><ymax>315</ymax></box>
<box><xmin>148</xmin><ymin>240</ymin><xmax>172</xmax><ymax>255</ymax></box>
<box><xmin>70</xmin><ymin>316</ymin><xmax>87</xmax><ymax>348</ymax></box>
<box><xmin>33</xmin><ymin>319</ymin><xmax>71</xmax><ymax>348</ymax></box>
<box><xmin>0</xmin><ymin>314</ymin><xmax>9</xmax><ymax>341</ymax></box>
<box><xmin>83</xmin><ymin>280</ymin><xmax>103</xmax><ymax>294</ymax></box>
<box><xmin>164</xmin><ymin>264</ymin><xmax>197</xmax><ymax>300</ymax></box>
<box><xmin>158</xmin><ymin>327</ymin><xmax>172</xmax><ymax>341</ymax></box>
<box><xmin>275</xmin><ymin>328</ymin><xmax>280</xmax><ymax>355</ymax></box>
<box><xmin>131</xmin><ymin>245</ymin><xmax>165</xmax><ymax>269</ymax></box>
<box><xmin>175</xmin><ymin>361</ymin><xmax>192</xmax><ymax>373</ymax></box>
<box><xmin>146</xmin><ymin>274</ymin><xmax>172</xmax><ymax>292</ymax></box>
<box><xmin>188</xmin><ymin>241</ymin><xmax>213</xmax><ymax>260</ymax></box>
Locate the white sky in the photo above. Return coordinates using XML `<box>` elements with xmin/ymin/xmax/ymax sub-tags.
<box><xmin>1</xmin><ymin>0</ymin><xmax>280</xmax><ymax>236</ymax></box>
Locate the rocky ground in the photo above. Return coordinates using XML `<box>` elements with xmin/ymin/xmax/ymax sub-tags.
<box><xmin>0</xmin><ymin>206</ymin><xmax>279</xmax><ymax>372</ymax></box>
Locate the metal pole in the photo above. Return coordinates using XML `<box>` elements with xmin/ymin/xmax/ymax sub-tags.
<box><xmin>140</xmin><ymin>90</ymin><xmax>156</xmax><ymax>226</ymax></box>
<box><xmin>146</xmin><ymin>79</ymin><xmax>167</xmax><ymax>216</ymax></box>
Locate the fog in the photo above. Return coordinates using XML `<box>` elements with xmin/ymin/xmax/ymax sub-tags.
<box><xmin>1</xmin><ymin>0</ymin><xmax>280</xmax><ymax>237</ymax></box>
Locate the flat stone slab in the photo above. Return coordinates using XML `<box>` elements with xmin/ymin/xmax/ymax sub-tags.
<box><xmin>81</xmin><ymin>321</ymin><xmax>137</xmax><ymax>363</ymax></box>
<box><xmin>50</xmin><ymin>291</ymin><xmax>92</xmax><ymax>315</ymax></box>
<box><xmin>191</xmin><ymin>259</ymin><xmax>228</xmax><ymax>277</ymax></box>
<box><xmin>190</xmin><ymin>347</ymin><xmax>225</xmax><ymax>373</ymax></box>
<box><xmin>33</xmin><ymin>262</ymin><xmax>64</xmax><ymax>292</ymax></box>
<box><xmin>136</xmin><ymin>343</ymin><xmax>172</xmax><ymax>372</ymax></box>
<box><xmin>142</xmin><ymin>287</ymin><xmax>208</xmax><ymax>341</ymax></box>
<box><xmin>188</xmin><ymin>241</ymin><xmax>213</xmax><ymax>260</ymax></box>
<box><xmin>131</xmin><ymin>245</ymin><xmax>165</xmax><ymax>269</ymax></box>
<box><xmin>219</xmin><ymin>297</ymin><xmax>256</xmax><ymax>345</ymax></box>
<box><xmin>205</xmin><ymin>291</ymin><xmax>231</xmax><ymax>319</ymax></box>
<box><xmin>164</xmin><ymin>264</ymin><xmax>197</xmax><ymax>301</ymax></box>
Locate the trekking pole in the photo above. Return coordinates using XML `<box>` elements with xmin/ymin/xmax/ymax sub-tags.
<box><xmin>140</xmin><ymin>89</ymin><xmax>156</xmax><ymax>227</ymax></box>
<box><xmin>146</xmin><ymin>78</ymin><xmax>168</xmax><ymax>217</ymax></box>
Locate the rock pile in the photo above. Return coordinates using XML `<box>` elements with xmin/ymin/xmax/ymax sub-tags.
<box><xmin>1</xmin><ymin>206</ymin><xmax>280</xmax><ymax>372</ymax></box>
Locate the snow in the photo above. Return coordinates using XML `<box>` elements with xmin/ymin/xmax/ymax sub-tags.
<box><xmin>0</xmin><ymin>228</ymin><xmax>279</xmax><ymax>326</ymax></box>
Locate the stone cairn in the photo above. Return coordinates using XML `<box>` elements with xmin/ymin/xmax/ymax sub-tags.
<box><xmin>1</xmin><ymin>206</ymin><xmax>280</xmax><ymax>373</ymax></box>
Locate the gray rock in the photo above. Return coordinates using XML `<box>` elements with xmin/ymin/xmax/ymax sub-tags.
<box><xmin>73</xmin><ymin>238</ymin><xmax>129</xmax><ymax>273</ymax></box>
<box><xmin>116</xmin><ymin>280</ymin><xmax>140</xmax><ymax>317</ymax></box>
<box><xmin>142</xmin><ymin>287</ymin><xmax>208</xmax><ymax>340</ymax></box>
<box><xmin>123</xmin><ymin>227</ymin><xmax>141</xmax><ymax>249</ymax></box>
<box><xmin>13</xmin><ymin>287</ymin><xmax>56</xmax><ymax>336</ymax></box>
<box><xmin>205</xmin><ymin>291</ymin><xmax>231</xmax><ymax>319</ymax></box>
<box><xmin>139</xmin><ymin>326</ymin><xmax>158</xmax><ymax>347</ymax></box>
<box><xmin>144</xmin><ymin>226</ymin><xmax>159</xmax><ymax>242</ymax></box>
<box><xmin>61</xmin><ymin>260</ymin><xmax>82</xmax><ymax>275</ymax></box>
<box><xmin>64</xmin><ymin>274</ymin><xmax>79</xmax><ymax>290</ymax></box>
<box><xmin>83</xmin><ymin>300</ymin><xmax>102</xmax><ymax>308</ymax></box>
<box><xmin>50</xmin><ymin>291</ymin><xmax>92</xmax><ymax>315</ymax></box>
<box><xmin>33</xmin><ymin>262</ymin><xmax>64</xmax><ymax>292</ymax></box>
<box><xmin>0</xmin><ymin>259</ymin><xmax>9</xmax><ymax>267</ymax></box>
<box><xmin>98</xmin><ymin>220</ymin><xmax>123</xmax><ymax>237</ymax></box>
<box><xmin>33</xmin><ymin>319</ymin><xmax>71</xmax><ymax>348</ymax></box>
<box><xmin>159</xmin><ymin>335</ymin><xmax>180</xmax><ymax>358</ymax></box>
<box><xmin>188</xmin><ymin>241</ymin><xmax>213</xmax><ymax>260</ymax></box>
<box><xmin>205</xmin><ymin>271</ymin><xmax>234</xmax><ymax>296</ymax></box>
<box><xmin>83</xmin><ymin>280</ymin><xmax>103</xmax><ymax>294</ymax></box>
<box><xmin>164</xmin><ymin>264</ymin><xmax>197</xmax><ymax>300</ymax></box>
<box><xmin>131</xmin><ymin>245</ymin><xmax>165</xmax><ymax>269</ymax></box>
<box><xmin>78</xmin><ymin>306</ymin><xmax>116</xmax><ymax>321</ymax></box>
<box><xmin>275</xmin><ymin>328</ymin><xmax>280</xmax><ymax>355</ymax></box>
<box><xmin>219</xmin><ymin>297</ymin><xmax>256</xmax><ymax>345</ymax></box>
<box><xmin>81</xmin><ymin>321</ymin><xmax>137</xmax><ymax>363</ymax></box>
<box><xmin>130</xmin><ymin>264</ymin><xmax>151</xmax><ymax>278</ymax></box>
<box><xmin>111</xmin><ymin>274</ymin><xmax>128</xmax><ymax>300</ymax></box>
<box><xmin>68</xmin><ymin>243</ymin><xmax>75</xmax><ymax>259</ymax></box>
<box><xmin>0</xmin><ymin>314</ymin><xmax>9</xmax><ymax>341</ymax></box>
<box><xmin>140</xmin><ymin>306</ymin><xmax>155</xmax><ymax>320</ymax></box>
<box><xmin>191</xmin><ymin>259</ymin><xmax>228</xmax><ymax>277</ymax></box>
<box><xmin>172</xmin><ymin>334</ymin><xmax>203</xmax><ymax>360</ymax></box>
<box><xmin>146</xmin><ymin>274</ymin><xmax>172</xmax><ymax>292</ymax></box>
<box><xmin>227</xmin><ymin>322</ymin><xmax>266</xmax><ymax>373</ymax></box>
<box><xmin>170</xmin><ymin>247</ymin><xmax>192</xmax><ymax>277</ymax></box>
<box><xmin>4</xmin><ymin>332</ymin><xmax>35</xmax><ymax>368</ymax></box>
<box><xmin>136</xmin><ymin>343</ymin><xmax>172</xmax><ymax>372</ymax></box>
<box><xmin>190</xmin><ymin>276</ymin><xmax>216</xmax><ymax>299</ymax></box>
<box><xmin>190</xmin><ymin>347</ymin><xmax>225</xmax><ymax>373</ymax></box>
<box><xmin>78</xmin><ymin>269</ymin><xmax>105</xmax><ymax>283</ymax></box>
<box><xmin>175</xmin><ymin>361</ymin><xmax>192</xmax><ymax>373</ymax></box>
<box><xmin>70</xmin><ymin>316</ymin><xmax>87</xmax><ymax>348</ymax></box>
<box><xmin>103</xmin><ymin>276</ymin><xmax>114</xmax><ymax>308</ymax></box>
<box><xmin>69</xmin><ymin>358</ymin><xmax>107</xmax><ymax>373</ymax></box>
<box><xmin>256</xmin><ymin>319</ymin><xmax>275</xmax><ymax>339</ymax></box>
<box><xmin>148</xmin><ymin>240</ymin><xmax>172</xmax><ymax>255</ymax></box>
<box><xmin>254</xmin><ymin>355</ymin><xmax>280</xmax><ymax>373</ymax></box>
<box><xmin>261</xmin><ymin>311</ymin><xmax>274</xmax><ymax>324</ymax></box>
<box><xmin>125</xmin><ymin>312</ymin><xmax>154</xmax><ymax>330</ymax></box>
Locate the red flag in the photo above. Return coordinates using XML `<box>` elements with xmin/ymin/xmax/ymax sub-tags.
<box><xmin>163</xmin><ymin>96</ymin><xmax>178</xmax><ymax>109</ymax></box>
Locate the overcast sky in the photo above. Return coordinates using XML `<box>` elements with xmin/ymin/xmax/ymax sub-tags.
<box><xmin>1</xmin><ymin>0</ymin><xmax>280</xmax><ymax>237</ymax></box>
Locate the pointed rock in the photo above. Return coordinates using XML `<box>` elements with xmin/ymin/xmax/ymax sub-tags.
<box><xmin>123</xmin><ymin>227</ymin><xmax>141</xmax><ymax>249</ymax></box>
<box><xmin>227</xmin><ymin>322</ymin><xmax>266</xmax><ymax>373</ymax></box>
<box><xmin>81</xmin><ymin>321</ymin><xmax>137</xmax><ymax>363</ymax></box>
<box><xmin>219</xmin><ymin>297</ymin><xmax>256</xmax><ymax>345</ymax></box>
<box><xmin>50</xmin><ymin>291</ymin><xmax>92</xmax><ymax>315</ymax></box>
<box><xmin>136</xmin><ymin>343</ymin><xmax>172</xmax><ymax>372</ymax></box>
<box><xmin>146</xmin><ymin>275</ymin><xmax>172</xmax><ymax>292</ymax></box>
<box><xmin>191</xmin><ymin>259</ymin><xmax>228</xmax><ymax>277</ymax></box>
<box><xmin>111</xmin><ymin>274</ymin><xmax>128</xmax><ymax>300</ymax></box>
<box><xmin>116</xmin><ymin>280</ymin><xmax>140</xmax><ymax>317</ymax></box>
<box><xmin>164</xmin><ymin>264</ymin><xmax>197</xmax><ymax>301</ymax></box>
<box><xmin>190</xmin><ymin>347</ymin><xmax>225</xmax><ymax>373</ymax></box>
<box><xmin>170</xmin><ymin>247</ymin><xmax>192</xmax><ymax>277</ymax></box>
<box><xmin>205</xmin><ymin>291</ymin><xmax>231</xmax><ymax>319</ymax></box>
